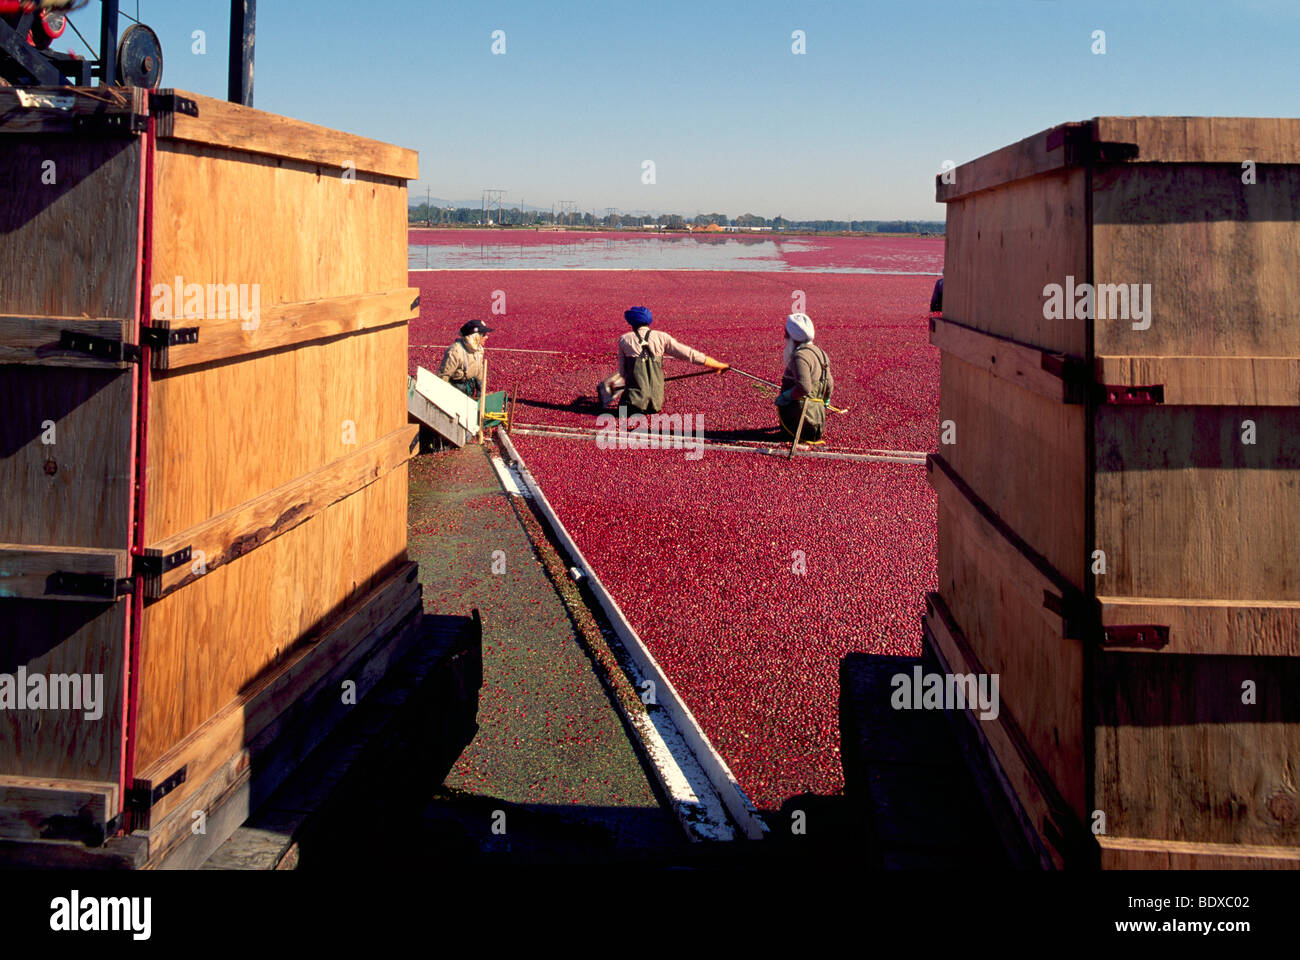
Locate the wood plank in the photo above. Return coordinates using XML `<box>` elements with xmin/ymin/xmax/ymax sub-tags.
<box><xmin>408</xmin><ymin>376</ymin><xmax>470</xmax><ymax>448</ymax></box>
<box><xmin>1098</xmin><ymin>597</ymin><xmax>1300</xmax><ymax>656</ymax></box>
<box><xmin>942</xmin><ymin>167</ymin><xmax>1090</xmax><ymax>354</ymax></box>
<box><xmin>142</xmin><ymin>424</ymin><xmax>417</xmax><ymax>598</ymax></box>
<box><xmin>1094</xmin><ymin>405</ymin><xmax>1300</xmax><ymax>601</ymax></box>
<box><xmin>0</xmin><ymin>545</ymin><xmax>129</xmax><ymax>601</ymax></box>
<box><xmin>1094</xmin><ymin>116</ymin><xmax>1300</xmax><ymax>165</ymax></box>
<box><xmin>135</xmin><ymin>465</ymin><xmax>410</xmax><ymax>770</ymax></box>
<box><xmin>1098</xmin><ymin>835</ymin><xmax>1300</xmax><ymax>870</ymax></box>
<box><xmin>923</xmin><ymin>595</ymin><xmax>1084</xmax><ymax>868</ymax></box>
<box><xmin>1094</xmin><ymin>650</ymin><xmax>1300</xmax><ymax>848</ymax></box>
<box><xmin>0</xmin><ymin>776</ymin><xmax>116</xmax><ymax>843</ymax></box>
<box><xmin>1096</xmin><ymin>356</ymin><xmax>1300</xmax><ymax>406</ymax></box>
<box><xmin>146</xmin><ymin>324</ymin><xmax>409</xmax><ymax>542</ymax></box>
<box><xmin>0</xmin><ymin>86</ymin><xmax>146</xmax><ymax>136</ymax></box>
<box><xmin>936</xmin><ymin>121</ymin><xmax>1087</xmax><ymax>203</ymax></box>
<box><xmin>1092</xmin><ymin>163</ymin><xmax>1300</xmax><ymax>358</ymax></box>
<box><xmin>134</xmin><ymin>562</ymin><xmax>420</xmax><ymax>827</ymax></box>
<box><xmin>150</xmin><ymin>289</ymin><xmax>420</xmax><ymax>370</ymax></box>
<box><xmin>154</xmin><ymin>90</ymin><xmax>418</xmax><ymax>180</ymax></box>
<box><xmin>0</xmin><ymin>365</ymin><xmax>136</xmax><ymax>550</ymax></box>
<box><xmin>0</xmin><ymin>315</ymin><xmax>134</xmax><ymax>368</ymax></box>
<box><xmin>931</xmin><ymin>316</ymin><xmax>1079</xmax><ymax>403</ymax></box>
<box><xmin>0</xmin><ymin>598</ymin><xmax>126</xmax><ymax>782</ymax></box>
<box><xmin>937</xmin><ymin>355</ymin><xmax>1088</xmax><ymax>588</ymax></box>
<box><xmin>0</xmin><ymin>134</ymin><xmax>141</xmax><ymax>320</ymax></box>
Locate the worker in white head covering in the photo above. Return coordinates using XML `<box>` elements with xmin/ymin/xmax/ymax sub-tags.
<box><xmin>776</xmin><ymin>312</ymin><xmax>834</xmax><ymax>442</ymax></box>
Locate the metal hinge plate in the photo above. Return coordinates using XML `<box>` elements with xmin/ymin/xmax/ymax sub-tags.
<box><xmin>1099</xmin><ymin>384</ymin><xmax>1164</xmax><ymax>405</ymax></box>
<box><xmin>135</xmin><ymin>546</ymin><xmax>192</xmax><ymax>578</ymax></box>
<box><xmin>127</xmin><ymin>766</ymin><xmax>188</xmax><ymax>811</ymax></box>
<box><xmin>1100</xmin><ymin>624</ymin><xmax>1171</xmax><ymax>650</ymax></box>
<box><xmin>149</xmin><ymin>92</ymin><xmax>199</xmax><ymax>117</ymax></box>
<box><xmin>59</xmin><ymin>329</ymin><xmax>140</xmax><ymax>364</ymax></box>
<box><xmin>49</xmin><ymin>572</ymin><xmax>134</xmax><ymax>600</ymax></box>
<box><xmin>140</xmin><ymin>325</ymin><xmax>200</xmax><ymax>350</ymax></box>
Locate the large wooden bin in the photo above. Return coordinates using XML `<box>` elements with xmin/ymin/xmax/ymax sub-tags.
<box><xmin>0</xmin><ymin>87</ymin><xmax>421</xmax><ymax>864</ymax></box>
<box><xmin>926</xmin><ymin>117</ymin><xmax>1300</xmax><ymax>869</ymax></box>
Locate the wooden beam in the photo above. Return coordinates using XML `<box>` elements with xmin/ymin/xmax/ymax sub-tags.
<box><xmin>936</xmin><ymin>121</ymin><xmax>1089</xmax><ymax>203</ymax></box>
<box><xmin>1095</xmin><ymin>355</ymin><xmax>1300</xmax><ymax>406</ymax></box>
<box><xmin>154</xmin><ymin>90</ymin><xmax>418</xmax><ymax>181</ymax></box>
<box><xmin>0</xmin><ymin>776</ymin><xmax>117</xmax><ymax>843</ymax></box>
<box><xmin>0</xmin><ymin>315</ymin><xmax>134</xmax><ymax>368</ymax></box>
<box><xmin>1094</xmin><ymin>116</ymin><xmax>1300</xmax><ymax>165</ymax></box>
<box><xmin>150</xmin><ymin>289</ymin><xmax>419</xmax><ymax>370</ymax></box>
<box><xmin>1098</xmin><ymin>834</ymin><xmax>1300</xmax><ymax>870</ymax></box>
<box><xmin>1098</xmin><ymin>596</ymin><xmax>1300</xmax><ymax>656</ymax></box>
<box><xmin>0</xmin><ymin>545</ymin><xmax>129</xmax><ymax>601</ymax></box>
<box><xmin>0</xmin><ymin>87</ymin><xmax>146</xmax><ymax>137</ymax></box>
<box><xmin>133</xmin><ymin>562</ymin><xmax>421</xmax><ymax>829</ymax></box>
<box><xmin>930</xmin><ymin>316</ymin><xmax>1083</xmax><ymax>403</ymax></box>
<box><xmin>142</xmin><ymin>425</ymin><xmax>418</xmax><ymax>599</ymax></box>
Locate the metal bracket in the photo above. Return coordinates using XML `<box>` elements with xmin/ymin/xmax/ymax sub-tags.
<box><xmin>49</xmin><ymin>572</ymin><xmax>134</xmax><ymax>600</ymax></box>
<box><xmin>149</xmin><ymin>91</ymin><xmax>199</xmax><ymax>117</ymax></box>
<box><xmin>410</xmin><ymin>295</ymin><xmax>421</xmax><ymax>310</ymax></box>
<box><xmin>135</xmin><ymin>546</ymin><xmax>192</xmax><ymax>578</ymax></box>
<box><xmin>59</xmin><ymin>329</ymin><xmax>141</xmax><ymax>364</ymax></box>
<box><xmin>1099</xmin><ymin>383</ymin><xmax>1164</xmax><ymax>405</ymax></box>
<box><xmin>127</xmin><ymin>766</ymin><xmax>188</xmax><ymax>812</ymax></box>
<box><xmin>72</xmin><ymin>111</ymin><xmax>148</xmax><ymax>135</ymax></box>
<box><xmin>1047</xmin><ymin>124</ymin><xmax>1140</xmax><ymax>166</ymax></box>
<box><xmin>1100</xmin><ymin>624</ymin><xmax>1170</xmax><ymax>650</ymax></box>
<box><xmin>139</xmin><ymin>325</ymin><xmax>199</xmax><ymax>350</ymax></box>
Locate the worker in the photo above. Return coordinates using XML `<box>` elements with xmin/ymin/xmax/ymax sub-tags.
<box><xmin>439</xmin><ymin>319</ymin><xmax>492</xmax><ymax>398</ymax></box>
<box><xmin>597</xmin><ymin>306</ymin><xmax>728</xmax><ymax>413</ymax></box>
<box><xmin>775</xmin><ymin>312</ymin><xmax>834</xmax><ymax>443</ymax></box>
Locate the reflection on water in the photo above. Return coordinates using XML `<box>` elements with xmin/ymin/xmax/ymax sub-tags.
<box><xmin>408</xmin><ymin>235</ymin><xmax>940</xmax><ymax>273</ymax></box>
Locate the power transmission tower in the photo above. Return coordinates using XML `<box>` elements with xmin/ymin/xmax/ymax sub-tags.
<box><xmin>559</xmin><ymin>200</ymin><xmax>577</xmax><ymax>227</ymax></box>
<box><xmin>484</xmin><ymin>189</ymin><xmax>506</xmax><ymax>227</ymax></box>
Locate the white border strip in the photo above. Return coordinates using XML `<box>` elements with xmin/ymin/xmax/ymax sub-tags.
<box><xmin>498</xmin><ymin>429</ymin><xmax>770</xmax><ymax>840</ymax></box>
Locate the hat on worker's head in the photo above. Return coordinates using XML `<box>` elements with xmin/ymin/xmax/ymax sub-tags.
<box><xmin>460</xmin><ymin>319</ymin><xmax>494</xmax><ymax>337</ymax></box>
<box><xmin>625</xmin><ymin>306</ymin><xmax>653</xmax><ymax>327</ymax></box>
<box><xmin>785</xmin><ymin>312</ymin><xmax>814</xmax><ymax>342</ymax></box>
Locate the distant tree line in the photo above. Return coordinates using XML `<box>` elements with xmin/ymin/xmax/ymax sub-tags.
<box><xmin>408</xmin><ymin>203</ymin><xmax>944</xmax><ymax>234</ymax></box>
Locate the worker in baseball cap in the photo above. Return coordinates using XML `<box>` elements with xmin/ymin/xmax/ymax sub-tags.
<box><xmin>596</xmin><ymin>306</ymin><xmax>728</xmax><ymax>412</ymax></box>
<box><xmin>775</xmin><ymin>312</ymin><xmax>834</xmax><ymax>443</ymax></box>
<box><xmin>439</xmin><ymin>319</ymin><xmax>493</xmax><ymax>398</ymax></box>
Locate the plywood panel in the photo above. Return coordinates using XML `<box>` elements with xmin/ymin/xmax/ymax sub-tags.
<box><xmin>0</xmin><ymin>600</ymin><xmax>124</xmax><ymax>781</ymax></box>
<box><xmin>1095</xmin><ymin>405</ymin><xmax>1300</xmax><ymax>601</ymax></box>
<box><xmin>0</xmin><ymin>366</ymin><xmax>135</xmax><ymax>550</ymax></box>
<box><xmin>935</xmin><ymin>488</ymin><xmax>1086</xmax><ymax>818</ymax></box>
<box><xmin>943</xmin><ymin>167</ymin><xmax>1089</xmax><ymax>355</ymax></box>
<box><xmin>939</xmin><ymin>353</ymin><xmax>1087</xmax><ymax>587</ymax></box>
<box><xmin>1095</xmin><ymin>652</ymin><xmax>1300</xmax><ymax>847</ymax></box>
<box><xmin>134</xmin><ymin>466</ymin><xmax>409</xmax><ymax>769</ymax></box>
<box><xmin>145</xmin><ymin>322</ymin><xmax>408</xmax><ymax>541</ymax></box>
<box><xmin>150</xmin><ymin>141</ymin><xmax>408</xmax><ymax>307</ymax></box>
<box><xmin>0</xmin><ymin>137</ymin><xmax>140</xmax><ymax>319</ymax></box>
<box><xmin>1092</xmin><ymin>164</ymin><xmax>1300</xmax><ymax>357</ymax></box>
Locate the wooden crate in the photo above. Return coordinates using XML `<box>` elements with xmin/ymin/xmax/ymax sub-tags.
<box><xmin>929</xmin><ymin>117</ymin><xmax>1300</xmax><ymax>869</ymax></box>
<box><xmin>0</xmin><ymin>87</ymin><xmax>421</xmax><ymax>865</ymax></box>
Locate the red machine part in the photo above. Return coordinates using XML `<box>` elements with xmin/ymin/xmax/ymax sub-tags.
<box><xmin>1</xmin><ymin>6</ymin><xmax>68</xmax><ymax>50</ymax></box>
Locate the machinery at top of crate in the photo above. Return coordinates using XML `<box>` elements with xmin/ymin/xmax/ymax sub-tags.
<box><xmin>1</xmin><ymin>1</ymin><xmax>163</xmax><ymax>89</ymax></box>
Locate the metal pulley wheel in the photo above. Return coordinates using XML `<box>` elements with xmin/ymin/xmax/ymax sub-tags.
<box><xmin>116</xmin><ymin>22</ymin><xmax>162</xmax><ymax>88</ymax></box>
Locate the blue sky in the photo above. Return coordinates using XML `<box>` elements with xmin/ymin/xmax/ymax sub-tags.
<box><xmin>69</xmin><ymin>1</ymin><xmax>1300</xmax><ymax>219</ymax></box>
